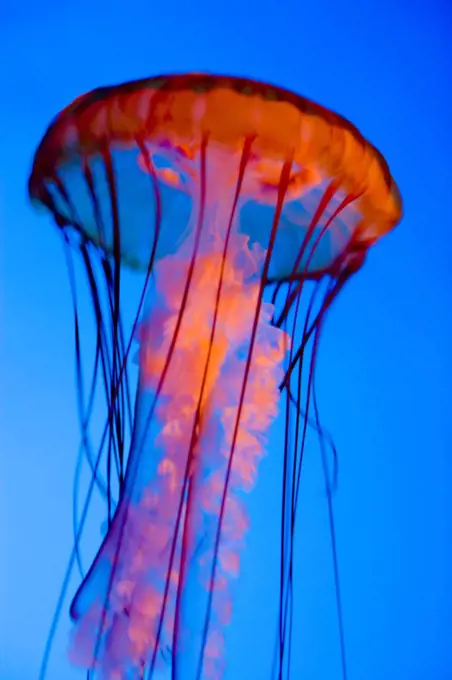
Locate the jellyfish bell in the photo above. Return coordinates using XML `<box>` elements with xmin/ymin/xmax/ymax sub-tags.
<box><xmin>29</xmin><ymin>73</ymin><xmax>402</xmax><ymax>679</ymax></box>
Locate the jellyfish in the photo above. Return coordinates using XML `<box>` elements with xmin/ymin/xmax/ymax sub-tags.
<box><xmin>28</xmin><ymin>74</ymin><xmax>402</xmax><ymax>680</ymax></box>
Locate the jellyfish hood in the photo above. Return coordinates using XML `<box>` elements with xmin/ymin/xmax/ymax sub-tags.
<box><xmin>29</xmin><ymin>74</ymin><xmax>402</xmax><ymax>279</ymax></box>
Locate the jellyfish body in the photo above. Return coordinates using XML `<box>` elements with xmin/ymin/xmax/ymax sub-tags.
<box><xmin>29</xmin><ymin>74</ymin><xmax>402</xmax><ymax>680</ymax></box>
<box><xmin>70</xmin><ymin>221</ymin><xmax>290</xmax><ymax>680</ymax></box>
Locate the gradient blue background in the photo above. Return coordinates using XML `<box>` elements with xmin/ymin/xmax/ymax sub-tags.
<box><xmin>2</xmin><ymin>0</ymin><xmax>451</xmax><ymax>678</ymax></box>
